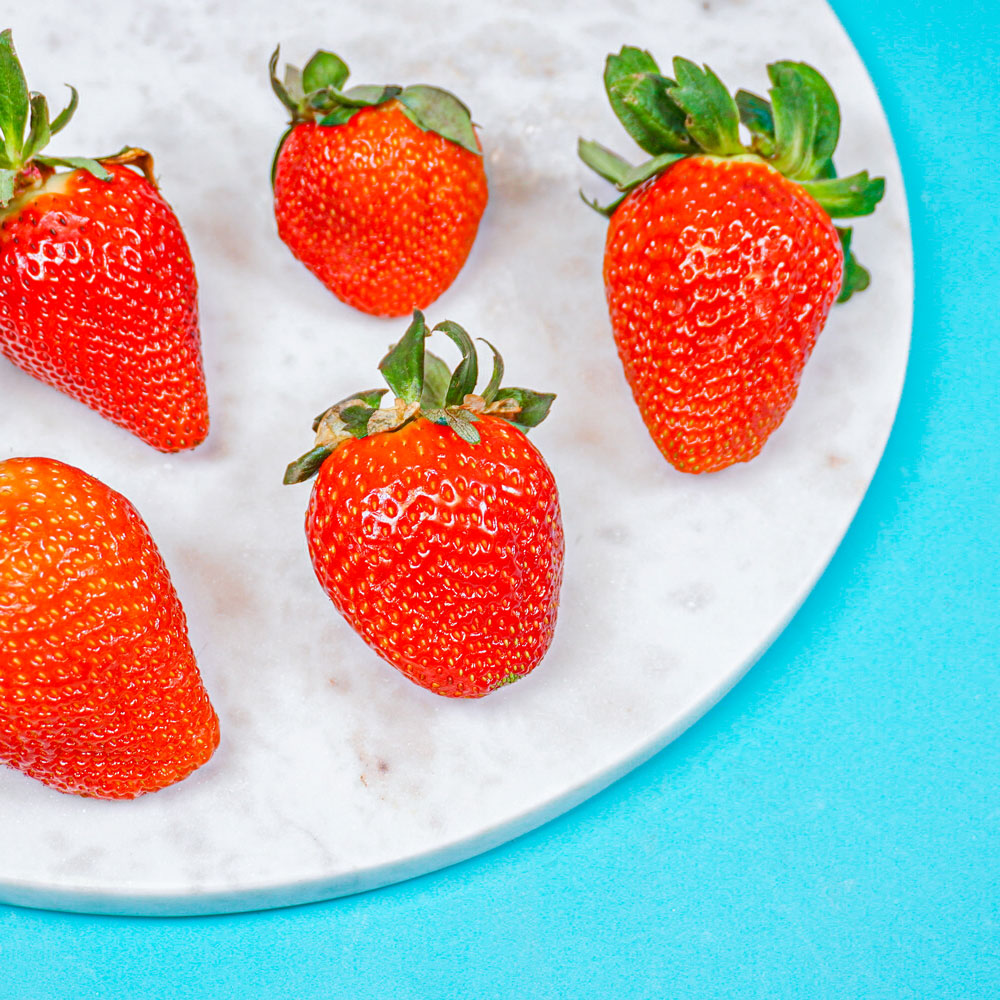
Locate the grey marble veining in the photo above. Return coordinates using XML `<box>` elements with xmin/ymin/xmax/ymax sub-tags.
<box><xmin>0</xmin><ymin>0</ymin><xmax>911</xmax><ymax>914</ymax></box>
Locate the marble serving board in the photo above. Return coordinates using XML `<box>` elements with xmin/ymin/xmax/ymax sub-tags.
<box><xmin>0</xmin><ymin>0</ymin><xmax>911</xmax><ymax>915</ymax></box>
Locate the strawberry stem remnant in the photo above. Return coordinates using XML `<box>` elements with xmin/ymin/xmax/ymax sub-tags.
<box><xmin>284</xmin><ymin>311</ymin><xmax>554</xmax><ymax>484</ymax></box>
<box><xmin>579</xmin><ymin>47</ymin><xmax>885</xmax><ymax>301</ymax></box>
<box><xmin>268</xmin><ymin>44</ymin><xmax>480</xmax><ymax>185</ymax></box>
<box><xmin>0</xmin><ymin>28</ymin><xmax>110</xmax><ymax>206</ymax></box>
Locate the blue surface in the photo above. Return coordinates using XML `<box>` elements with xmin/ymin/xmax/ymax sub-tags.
<box><xmin>2</xmin><ymin>0</ymin><xmax>997</xmax><ymax>996</ymax></box>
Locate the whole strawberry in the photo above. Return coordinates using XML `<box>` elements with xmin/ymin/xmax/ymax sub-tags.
<box><xmin>269</xmin><ymin>47</ymin><xmax>488</xmax><ymax>317</ymax></box>
<box><xmin>580</xmin><ymin>50</ymin><xmax>885</xmax><ymax>473</ymax></box>
<box><xmin>285</xmin><ymin>311</ymin><xmax>563</xmax><ymax>697</ymax></box>
<box><xmin>0</xmin><ymin>30</ymin><xmax>208</xmax><ymax>452</ymax></box>
<box><xmin>0</xmin><ymin>457</ymin><xmax>220</xmax><ymax>799</ymax></box>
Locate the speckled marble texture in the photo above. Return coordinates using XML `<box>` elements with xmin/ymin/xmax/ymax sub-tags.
<box><xmin>0</xmin><ymin>0</ymin><xmax>911</xmax><ymax>914</ymax></box>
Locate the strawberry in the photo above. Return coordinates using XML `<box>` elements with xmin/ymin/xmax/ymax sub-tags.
<box><xmin>284</xmin><ymin>311</ymin><xmax>563</xmax><ymax>698</ymax></box>
<box><xmin>269</xmin><ymin>47</ymin><xmax>488</xmax><ymax>317</ymax></box>
<box><xmin>579</xmin><ymin>50</ymin><xmax>885</xmax><ymax>473</ymax></box>
<box><xmin>0</xmin><ymin>30</ymin><xmax>208</xmax><ymax>452</ymax></box>
<box><xmin>0</xmin><ymin>456</ymin><xmax>220</xmax><ymax>799</ymax></box>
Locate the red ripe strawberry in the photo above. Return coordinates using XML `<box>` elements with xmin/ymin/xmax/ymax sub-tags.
<box><xmin>0</xmin><ymin>457</ymin><xmax>220</xmax><ymax>799</ymax></box>
<box><xmin>0</xmin><ymin>31</ymin><xmax>208</xmax><ymax>452</ymax></box>
<box><xmin>284</xmin><ymin>311</ymin><xmax>563</xmax><ymax>698</ymax></box>
<box><xmin>269</xmin><ymin>47</ymin><xmax>488</xmax><ymax>317</ymax></box>
<box><xmin>580</xmin><ymin>50</ymin><xmax>885</xmax><ymax>473</ymax></box>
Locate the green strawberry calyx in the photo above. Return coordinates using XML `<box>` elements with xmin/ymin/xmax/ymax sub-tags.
<box><xmin>0</xmin><ymin>28</ymin><xmax>115</xmax><ymax>207</ymax></box>
<box><xmin>269</xmin><ymin>46</ymin><xmax>481</xmax><ymax>183</ymax></box>
<box><xmin>284</xmin><ymin>311</ymin><xmax>555</xmax><ymax>485</ymax></box>
<box><xmin>578</xmin><ymin>48</ymin><xmax>886</xmax><ymax>302</ymax></box>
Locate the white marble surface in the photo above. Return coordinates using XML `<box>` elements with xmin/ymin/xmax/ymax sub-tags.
<box><xmin>0</xmin><ymin>0</ymin><xmax>911</xmax><ymax>914</ymax></box>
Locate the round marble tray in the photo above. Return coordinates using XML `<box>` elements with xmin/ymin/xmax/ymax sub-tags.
<box><xmin>0</xmin><ymin>0</ymin><xmax>911</xmax><ymax>915</ymax></box>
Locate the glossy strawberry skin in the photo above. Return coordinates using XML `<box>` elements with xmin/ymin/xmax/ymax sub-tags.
<box><xmin>0</xmin><ymin>164</ymin><xmax>209</xmax><ymax>452</ymax></box>
<box><xmin>273</xmin><ymin>104</ymin><xmax>488</xmax><ymax>317</ymax></box>
<box><xmin>305</xmin><ymin>415</ymin><xmax>564</xmax><ymax>697</ymax></box>
<box><xmin>604</xmin><ymin>156</ymin><xmax>843</xmax><ymax>473</ymax></box>
<box><xmin>0</xmin><ymin>457</ymin><xmax>219</xmax><ymax>799</ymax></box>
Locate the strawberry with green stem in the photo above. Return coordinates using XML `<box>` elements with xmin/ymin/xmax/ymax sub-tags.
<box><xmin>285</xmin><ymin>311</ymin><xmax>563</xmax><ymax>698</ymax></box>
<box><xmin>579</xmin><ymin>49</ymin><xmax>885</xmax><ymax>473</ymax></box>
<box><xmin>269</xmin><ymin>47</ymin><xmax>488</xmax><ymax>317</ymax></box>
<box><xmin>0</xmin><ymin>29</ymin><xmax>208</xmax><ymax>452</ymax></box>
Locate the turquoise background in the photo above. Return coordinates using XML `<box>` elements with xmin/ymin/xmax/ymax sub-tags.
<box><xmin>2</xmin><ymin>0</ymin><xmax>997</xmax><ymax>996</ymax></box>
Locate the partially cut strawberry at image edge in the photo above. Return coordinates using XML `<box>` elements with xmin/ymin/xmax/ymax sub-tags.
<box><xmin>0</xmin><ymin>456</ymin><xmax>220</xmax><ymax>799</ymax></box>
<box><xmin>0</xmin><ymin>29</ymin><xmax>209</xmax><ymax>453</ymax></box>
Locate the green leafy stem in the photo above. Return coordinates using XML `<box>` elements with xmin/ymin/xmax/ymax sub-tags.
<box><xmin>0</xmin><ymin>28</ymin><xmax>109</xmax><ymax>206</ymax></box>
<box><xmin>269</xmin><ymin>45</ymin><xmax>480</xmax><ymax>166</ymax></box>
<box><xmin>578</xmin><ymin>45</ymin><xmax>887</xmax><ymax>301</ymax></box>
<box><xmin>284</xmin><ymin>312</ymin><xmax>555</xmax><ymax>485</ymax></box>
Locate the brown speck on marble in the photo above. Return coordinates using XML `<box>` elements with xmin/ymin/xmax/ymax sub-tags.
<box><xmin>670</xmin><ymin>582</ymin><xmax>715</xmax><ymax>613</ymax></box>
<box><xmin>597</xmin><ymin>523</ymin><xmax>631</xmax><ymax>545</ymax></box>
